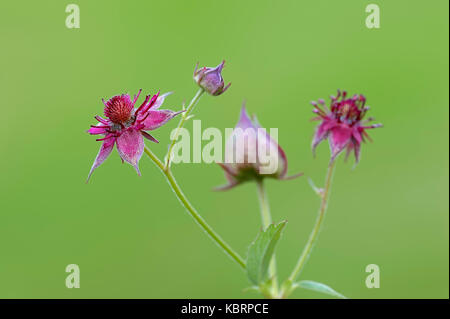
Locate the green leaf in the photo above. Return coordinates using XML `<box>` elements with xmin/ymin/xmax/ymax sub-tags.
<box><xmin>295</xmin><ymin>280</ymin><xmax>347</xmax><ymax>299</ymax></box>
<box><xmin>242</xmin><ymin>286</ymin><xmax>260</xmax><ymax>293</ymax></box>
<box><xmin>246</xmin><ymin>221</ymin><xmax>287</xmax><ymax>285</ymax></box>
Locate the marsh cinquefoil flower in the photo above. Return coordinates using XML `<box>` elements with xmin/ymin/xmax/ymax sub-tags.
<box><xmin>193</xmin><ymin>61</ymin><xmax>231</xmax><ymax>96</ymax></box>
<box><xmin>87</xmin><ymin>90</ymin><xmax>182</xmax><ymax>182</ymax></box>
<box><xmin>311</xmin><ymin>90</ymin><xmax>382</xmax><ymax>164</ymax></box>
<box><xmin>216</xmin><ymin>106</ymin><xmax>302</xmax><ymax>190</ymax></box>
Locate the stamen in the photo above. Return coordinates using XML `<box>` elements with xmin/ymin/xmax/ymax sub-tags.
<box><xmin>135</xmin><ymin>95</ymin><xmax>151</xmax><ymax>116</ymax></box>
<box><xmin>141</xmin><ymin>92</ymin><xmax>160</xmax><ymax>114</ymax></box>
<box><xmin>95</xmin><ymin>116</ymin><xmax>109</xmax><ymax>125</ymax></box>
<box><xmin>311</xmin><ymin>101</ymin><xmax>327</xmax><ymax>116</ymax></box>
<box><xmin>132</xmin><ymin>89</ymin><xmax>142</xmax><ymax>107</ymax></box>
<box><xmin>96</xmin><ymin>135</ymin><xmax>115</xmax><ymax>142</ymax></box>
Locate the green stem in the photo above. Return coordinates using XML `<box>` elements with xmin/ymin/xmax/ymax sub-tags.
<box><xmin>165</xmin><ymin>88</ymin><xmax>204</xmax><ymax>170</ymax></box>
<box><xmin>287</xmin><ymin>159</ymin><xmax>337</xmax><ymax>284</ymax></box>
<box><xmin>144</xmin><ymin>146</ymin><xmax>246</xmax><ymax>269</ymax></box>
<box><xmin>256</xmin><ymin>180</ymin><xmax>278</xmax><ymax>297</ymax></box>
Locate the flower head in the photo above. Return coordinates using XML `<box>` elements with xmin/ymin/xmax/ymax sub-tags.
<box><xmin>311</xmin><ymin>90</ymin><xmax>382</xmax><ymax>164</ymax></box>
<box><xmin>86</xmin><ymin>89</ymin><xmax>182</xmax><ymax>182</ymax></box>
<box><xmin>216</xmin><ymin>105</ymin><xmax>302</xmax><ymax>190</ymax></box>
<box><xmin>193</xmin><ymin>61</ymin><xmax>231</xmax><ymax>96</ymax></box>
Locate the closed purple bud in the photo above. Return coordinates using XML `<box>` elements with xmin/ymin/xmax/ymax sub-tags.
<box><xmin>193</xmin><ymin>61</ymin><xmax>231</xmax><ymax>96</ymax></box>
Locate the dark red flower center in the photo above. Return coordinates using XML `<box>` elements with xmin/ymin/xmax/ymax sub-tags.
<box><xmin>104</xmin><ymin>96</ymin><xmax>134</xmax><ymax>124</ymax></box>
<box><xmin>330</xmin><ymin>91</ymin><xmax>367</xmax><ymax>126</ymax></box>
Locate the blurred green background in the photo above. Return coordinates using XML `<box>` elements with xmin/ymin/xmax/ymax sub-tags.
<box><xmin>0</xmin><ymin>0</ymin><xmax>448</xmax><ymax>298</ymax></box>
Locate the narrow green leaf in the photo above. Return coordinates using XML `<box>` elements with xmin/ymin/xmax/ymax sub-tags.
<box><xmin>296</xmin><ymin>280</ymin><xmax>347</xmax><ymax>299</ymax></box>
<box><xmin>242</xmin><ymin>286</ymin><xmax>260</xmax><ymax>293</ymax></box>
<box><xmin>246</xmin><ymin>221</ymin><xmax>287</xmax><ymax>285</ymax></box>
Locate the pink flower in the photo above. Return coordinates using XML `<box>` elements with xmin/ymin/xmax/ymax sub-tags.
<box><xmin>87</xmin><ymin>90</ymin><xmax>182</xmax><ymax>182</ymax></box>
<box><xmin>216</xmin><ymin>106</ymin><xmax>302</xmax><ymax>190</ymax></box>
<box><xmin>193</xmin><ymin>61</ymin><xmax>231</xmax><ymax>96</ymax></box>
<box><xmin>311</xmin><ymin>90</ymin><xmax>382</xmax><ymax>164</ymax></box>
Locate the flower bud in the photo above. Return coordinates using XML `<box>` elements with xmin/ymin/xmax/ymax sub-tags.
<box><xmin>193</xmin><ymin>61</ymin><xmax>231</xmax><ymax>96</ymax></box>
<box><xmin>216</xmin><ymin>106</ymin><xmax>302</xmax><ymax>190</ymax></box>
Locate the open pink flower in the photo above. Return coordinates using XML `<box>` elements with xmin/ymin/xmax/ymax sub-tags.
<box><xmin>216</xmin><ymin>106</ymin><xmax>302</xmax><ymax>190</ymax></box>
<box><xmin>87</xmin><ymin>90</ymin><xmax>182</xmax><ymax>182</ymax></box>
<box><xmin>311</xmin><ymin>90</ymin><xmax>382</xmax><ymax>164</ymax></box>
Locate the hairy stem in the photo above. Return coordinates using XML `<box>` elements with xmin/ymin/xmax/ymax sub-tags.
<box><xmin>144</xmin><ymin>146</ymin><xmax>246</xmax><ymax>269</ymax></box>
<box><xmin>256</xmin><ymin>180</ymin><xmax>279</xmax><ymax>298</ymax></box>
<box><xmin>165</xmin><ymin>88</ymin><xmax>204</xmax><ymax>170</ymax></box>
<box><xmin>287</xmin><ymin>159</ymin><xmax>337</xmax><ymax>285</ymax></box>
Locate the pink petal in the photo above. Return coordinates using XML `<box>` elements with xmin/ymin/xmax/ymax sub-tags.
<box><xmin>236</xmin><ymin>105</ymin><xmax>256</xmax><ymax>130</ymax></box>
<box><xmin>87</xmin><ymin>122</ymin><xmax>109</xmax><ymax>135</ymax></box>
<box><xmin>214</xmin><ymin>179</ymin><xmax>239</xmax><ymax>191</ymax></box>
<box><xmin>225</xmin><ymin>120</ymin><xmax>258</xmax><ymax>169</ymax></box>
<box><xmin>152</xmin><ymin>92</ymin><xmax>172</xmax><ymax>110</ymax></box>
<box><xmin>116</xmin><ymin>129</ymin><xmax>144</xmax><ymax>175</ymax></box>
<box><xmin>344</xmin><ymin>143</ymin><xmax>354</xmax><ymax>162</ymax></box>
<box><xmin>312</xmin><ymin>119</ymin><xmax>335</xmax><ymax>156</ymax></box>
<box><xmin>353</xmin><ymin>141</ymin><xmax>361</xmax><ymax>165</ymax></box>
<box><xmin>329</xmin><ymin>124</ymin><xmax>353</xmax><ymax>161</ymax></box>
<box><xmin>280</xmin><ymin>172</ymin><xmax>304</xmax><ymax>180</ymax></box>
<box><xmin>344</xmin><ymin>140</ymin><xmax>361</xmax><ymax>167</ymax></box>
<box><xmin>352</xmin><ymin>126</ymin><xmax>363</xmax><ymax>143</ymax></box>
<box><xmin>214</xmin><ymin>164</ymin><xmax>240</xmax><ymax>191</ymax></box>
<box><xmin>141</xmin><ymin>110</ymin><xmax>183</xmax><ymax>131</ymax></box>
<box><xmin>218</xmin><ymin>163</ymin><xmax>239</xmax><ymax>177</ymax></box>
<box><xmin>253</xmin><ymin>115</ymin><xmax>288</xmax><ymax>178</ymax></box>
<box><xmin>274</xmin><ymin>144</ymin><xmax>287</xmax><ymax>177</ymax></box>
<box><xmin>141</xmin><ymin>131</ymin><xmax>159</xmax><ymax>143</ymax></box>
<box><xmin>86</xmin><ymin>137</ymin><xmax>115</xmax><ymax>182</ymax></box>
<box><xmin>223</xmin><ymin>106</ymin><xmax>259</xmax><ymax>171</ymax></box>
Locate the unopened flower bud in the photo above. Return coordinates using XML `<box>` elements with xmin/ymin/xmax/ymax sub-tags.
<box><xmin>216</xmin><ymin>105</ymin><xmax>302</xmax><ymax>190</ymax></box>
<box><xmin>193</xmin><ymin>61</ymin><xmax>231</xmax><ymax>96</ymax></box>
